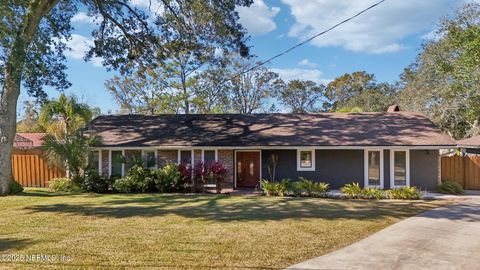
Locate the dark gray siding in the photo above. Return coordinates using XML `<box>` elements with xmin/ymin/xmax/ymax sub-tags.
<box><xmin>410</xmin><ymin>150</ymin><xmax>439</xmax><ymax>190</ymax></box>
<box><xmin>261</xmin><ymin>149</ymin><xmax>364</xmax><ymax>189</ymax></box>
<box><xmin>261</xmin><ymin>149</ymin><xmax>439</xmax><ymax>190</ymax></box>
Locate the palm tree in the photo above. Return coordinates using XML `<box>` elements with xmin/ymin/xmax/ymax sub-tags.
<box><xmin>42</xmin><ymin>132</ymin><xmax>99</xmax><ymax>183</ymax></box>
<box><xmin>39</xmin><ymin>93</ymin><xmax>93</xmax><ymax>139</ymax></box>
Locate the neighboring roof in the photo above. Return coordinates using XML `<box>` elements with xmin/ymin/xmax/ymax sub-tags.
<box><xmin>457</xmin><ymin>135</ymin><xmax>480</xmax><ymax>149</ymax></box>
<box><xmin>14</xmin><ymin>133</ymin><xmax>47</xmax><ymax>148</ymax></box>
<box><xmin>85</xmin><ymin>112</ymin><xmax>455</xmax><ymax>148</ymax></box>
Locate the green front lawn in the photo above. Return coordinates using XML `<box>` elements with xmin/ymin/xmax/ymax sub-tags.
<box><xmin>1</xmin><ymin>189</ymin><xmax>446</xmax><ymax>269</ymax></box>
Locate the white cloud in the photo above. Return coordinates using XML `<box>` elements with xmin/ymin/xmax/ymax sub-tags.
<box><xmin>71</xmin><ymin>12</ymin><xmax>98</xmax><ymax>25</ymax></box>
<box><xmin>65</xmin><ymin>34</ymin><xmax>102</xmax><ymax>67</ymax></box>
<box><xmin>130</xmin><ymin>0</ymin><xmax>164</xmax><ymax>15</ymax></box>
<box><xmin>281</xmin><ymin>0</ymin><xmax>464</xmax><ymax>54</ymax></box>
<box><xmin>298</xmin><ymin>58</ymin><xmax>318</xmax><ymax>68</ymax></box>
<box><xmin>237</xmin><ymin>0</ymin><xmax>280</xmax><ymax>36</ymax></box>
<box><xmin>270</xmin><ymin>68</ymin><xmax>330</xmax><ymax>85</ymax></box>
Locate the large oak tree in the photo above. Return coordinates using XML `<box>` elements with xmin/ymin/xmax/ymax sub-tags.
<box><xmin>0</xmin><ymin>0</ymin><xmax>252</xmax><ymax>194</ymax></box>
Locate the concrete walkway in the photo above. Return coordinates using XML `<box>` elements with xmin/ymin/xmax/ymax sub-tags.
<box><xmin>288</xmin><ymin>198</ymin><xmax>480</xmax><ymax>270</ymax></box>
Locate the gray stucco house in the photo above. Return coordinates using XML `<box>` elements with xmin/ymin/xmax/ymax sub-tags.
<box><xmin>84</xmin><ymin>111</ymin><xmax>455</xmax><ymax>191</ymax></box>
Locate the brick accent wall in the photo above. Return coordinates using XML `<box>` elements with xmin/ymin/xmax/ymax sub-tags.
<box><xmin>101</xmin><ymin>150</ymin><xmax>109</xmax><ymax>177</ymax></box>
<box><xmin>218</xmin><ymin>150</ymin><xmax>234</xmax><ymax>189</ymax></box>
<box><xmin>194</xmin><ymin>150</ymin><xmax>202</xmax><ymax>165</ymax></box>
<box><xmin>157</xmin><ymin>150</ymin><xmax>178</xmax><ymax>167</ymax></box>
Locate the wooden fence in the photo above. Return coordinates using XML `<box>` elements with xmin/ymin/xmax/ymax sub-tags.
<box><xmin>12</xmin><ymin>154</ymin><xmax>65</xmax><ymax>187</ymax></box>
<box><xmin>441</xmin><ymin>155</ymin><xmax>480</xmax><ymax>189</ymax></box>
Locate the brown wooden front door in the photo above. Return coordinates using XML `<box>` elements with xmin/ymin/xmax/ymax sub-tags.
<box><xmin>236</xmin><ymin>151</ymin><xmax>260</xmax><ymax>188</ymax></box>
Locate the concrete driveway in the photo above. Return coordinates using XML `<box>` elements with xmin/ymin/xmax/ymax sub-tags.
<box><xmin>288</xmin><ymin>198</ymin><xmax>480</xmax><ymax>270</ymax></box>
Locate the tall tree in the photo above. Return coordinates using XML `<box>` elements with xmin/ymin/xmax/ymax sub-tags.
<box><xmin>16</xmin><ymin>100</ymin><xmax>44</xmax><ymax>133</ymax></box>
<box><xmin>274</xmin><ymin>79</ymin><xmax>325</xmax><ymax>113</ymax></box>
<box><xmin>229</xmin><ymin>56</ymin><xmax>279</xmax><ymax>114</ymax></box>
<box><xmin>325</xmin><ymin>71</ymin><xmax>395</xmax><ymax>112</ymax></box>
<box><xmin>0</xmin><ymin>0</ymin><xmax>251</xmax><ymax>194</ymax></box>
<box><xmin>192</xmin><ymin>66</ymin><xmax>231</xmax><ymax>113</ymax></box>
<box><xmin>106</xmin><ymin>67</ymin><xmax>178</xmax><ymax>114</ymax></box>
<box><xmin>398</xmin><ymin>3</ymin><xmax>480</xmax><ymax>139</ymax></box>
<box><xmin>39</xmin><ymin>93</ymin><xmax>93</xmax><ymax>139</ymax></box>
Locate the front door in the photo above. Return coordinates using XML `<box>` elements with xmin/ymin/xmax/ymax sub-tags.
<box><xmin>236</xmin><ymin>151</ymin><xmax>260</xmax><ymax>188</ymax></box>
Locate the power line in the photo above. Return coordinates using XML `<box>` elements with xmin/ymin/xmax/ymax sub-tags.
<box><xmin>226</xmin><ymin>0</ymin><xmax>387</xmax><ymax>82</ymax></box>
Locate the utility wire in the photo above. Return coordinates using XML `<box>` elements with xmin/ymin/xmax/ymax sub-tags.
<box><xmin>225</xmin><ymin>0</ymin><xmax>387</xmax><ymax>82</ymax></box>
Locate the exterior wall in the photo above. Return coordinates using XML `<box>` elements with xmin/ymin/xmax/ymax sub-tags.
<box><xmin>101</xmin><ymin>150</ymin><xmax>109</xmax><ymax>177</ymax></box>
<box><xmin>262</xmin><ymin>149</ymin><xmax>364</xmax><ymax>189</ymax></box>
<box><xmin>157</xmin><ymin>150</ymin><xmax>177</xmax><ymax>168</ymax></box>
<box><xmin>218</xmin><ymin>150</ymin><xmax>234</xmax><ymax>189</ymax></box>
<box><xmin>410</xmin><ymin>150</ymin><xmax>439</xmax><ymax>190</ymax></box>
<box><xmin>262</xmin><ymin>149</ymin><xmax>439</xmax><ymax>190</ymax></box>
<box><xmin>194</xmin><ymin>149</ymin><xmax>202</xmax><ymax>165</ymax></box>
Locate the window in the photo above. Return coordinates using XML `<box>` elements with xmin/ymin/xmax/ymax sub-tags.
<box><xmin>364</xmin><ymin>150</ymin><xmax>384</xmax><ymax>188</ymax></box>
<box><xmin>125</xmin><ymin>150</ymin><xmax>142</xmax><ymax>172</ymax></box>
<box><xmin>203</xmin><ymin>150</ymin><xmax>216</xmax><ymax>165</ymax></box>
<box><xmin>390</xmin><ymin>150</ymin><xmax>410</xmax><ymax>188</ymax></box>
<box><xmin>90</xmin><ymin>151</ymin><xmax>100</xmax><ymax>173</ymax></box>
<box><xmin>297</xmin><ymin>149</ymin><xmax>315</xmax><ymax>171</ymax></box>
<box><xmin>111</xmin><ymin>150</ymin><xmax>123</xmax><ymax>177</ymax></box>
<box><xmin>179</xmin><ymin>150</ymin><xmax>192</xmax><ymax>165</ymax></box>
<box><xmin>143</xmin><ymin>150</ymin><xmax>157</xmax><ymax>169</ymax></box>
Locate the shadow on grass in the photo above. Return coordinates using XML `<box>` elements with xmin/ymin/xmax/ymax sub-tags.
<box><xmin>24</xmin><ymin>194</ymin><xmax>439</xmax><ymax>222</ymax></box>
<box><xmin>0</xmin><ymin>238</ymin><xmax>34</xmax><ymax>251</ymax></box>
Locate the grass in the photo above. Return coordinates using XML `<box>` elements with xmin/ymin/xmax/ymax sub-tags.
<box><xmin>0</xmin><ymin>188</ymin><xmax>447</xmax><ymax>269</ymax></box>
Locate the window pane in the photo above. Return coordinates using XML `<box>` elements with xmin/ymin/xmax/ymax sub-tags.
<box><xmin>368</xmin><ymin>151</ymin><xmax>380</xmax><ymax>186</ymax></box>
<box><xmin>90</xmin><ymin>151</ymin><xmax>100</xmax><ymax>172</ymax></box>
<box><xmin>111</xmin><ymin>151</ymin><xmax>123</xmax><ymax>177</ymax></box>
<box><xmin>125</xmin><ymin>150</ymin><xmax>142</xmax><ymax>172</ymax></box>
<box><xmin>144</xmin><ymin>151</ymin><xmax>156</xmax><ymax>169</ymax></box>
<box><xmin>394</xmin><ymin>151</ymin><xmax>406</xmax><ymax>186</ymax></box>
<box><xmin>300</xmin><ymin>151</ymin><xmax>312</xmax><ymax>168</ymax></box>
<box><xmin>249</xmin><ymin>161</ymin><xmax>255</xmax><ymax>176</ymax></box>
<box><xmin>204</xmin><ymin>150</ymin><xmax>216</xmax><ymax>165</ymax></box>
<box><xmin>180</xmin><ymin>150</ymin><xmax>192</xmax><ymax>164</ymax></box>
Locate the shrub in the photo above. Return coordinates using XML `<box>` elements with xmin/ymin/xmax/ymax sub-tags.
<box><xmin>153</xmin><ymin>163</ymin><xmax>182</xmax><ymax>192</ymax></box>
<box><xmin>361</xmin><ymin>187</ymin><xmax>385</xmax><ymax>200</ymax></box>
<box><xmin>437</xmin><ymin>181</ymin><xmax>464</xmax><ymax>195</ymax></box>
<box><xmin>210</xmin><ymin>161</ymin><xmax>228</xmax><ymax>194</ymax></box>
<box><xmin>193</xmin><ymin>162</ymin><xmax>208</xmax><ymax>193</ymax></box>
<box><xmin>178</xmin><ymin>162</ymin><xmax>192</xmax><ymax>190</ymax></box>
<box><xmin>113</xmin><ymin>164</ymin><xmax>154</xmax><ymax>193</ymax></box>
<box><xmin>82</xmin><ymin>169</ymin><xmax>110</xmax><ymax>193</ymax></box>
<box><xmin>341</xmin><ymin>182</ymin><xmax>363</xmax><ymax>198</ymax></box>
<box><xmin>293</xmin><ymin>177</ymin><xmax>329</xmax><ymax>197</ymax></box>
<box><xmin>8</xmin><ymin>180</ymin><xmax>23</xmax><ymax>195</ymax></box>
<box><xmin>387</xmin><ymin>186</ymin><xmax>421</xmax><ymax>200</ymax></box>
<box><xmin>277</xmin><ymin>178</ymin><xmax>290</xmax><ymax>197</ymax></box>
<box><xmin>260</xmin><ymin>179</ymin><xmax>290</xmax><ymax>197</ymax></box>
<box><xmin>261</xmin><ymin>179</ymin><xmax>277</xmax><ymax>196</ymax></box>
<box><xmin>48</xmin><ymin>178</ymin><xmax>82</xmax><ymax>193</ymax></box>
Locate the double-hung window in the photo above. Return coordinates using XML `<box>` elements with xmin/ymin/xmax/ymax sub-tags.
<box><xmin>297</xmin><ymin>149</ymin><xmax>315</xmax><ymax>171</ymax></box>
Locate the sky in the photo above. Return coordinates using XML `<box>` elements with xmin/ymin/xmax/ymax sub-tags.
<box><xmin>18</xmin><ymin>0</ymin><xmax>470</xmax><ymax>117</ymax></box>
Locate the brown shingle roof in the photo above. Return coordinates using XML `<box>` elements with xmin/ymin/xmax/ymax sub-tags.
<box><xmin>457</xmin><ymin>135</ymin><xmax>480</xmax><ymax>148</ymax></box>
<box><xmin>85</xmin><ymin>112</ymin><xmax>455</xmax><ymax>148</ymax></box>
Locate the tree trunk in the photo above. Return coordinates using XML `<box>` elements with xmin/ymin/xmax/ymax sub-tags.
<box><xmin>0</xmin><ymin>0</ymin><xmax>59</xmax><ymax>195</ymax></box>
<box><xmin>0</xmin><ymin>77</ymin><xmax>20</xmax><ymax>195</ymax></box>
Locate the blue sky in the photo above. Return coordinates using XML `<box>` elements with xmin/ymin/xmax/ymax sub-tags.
<box><xmin>18</xmin><ymin>0</ymin><xmax>468</xmax><ymax>116</ymax></box>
